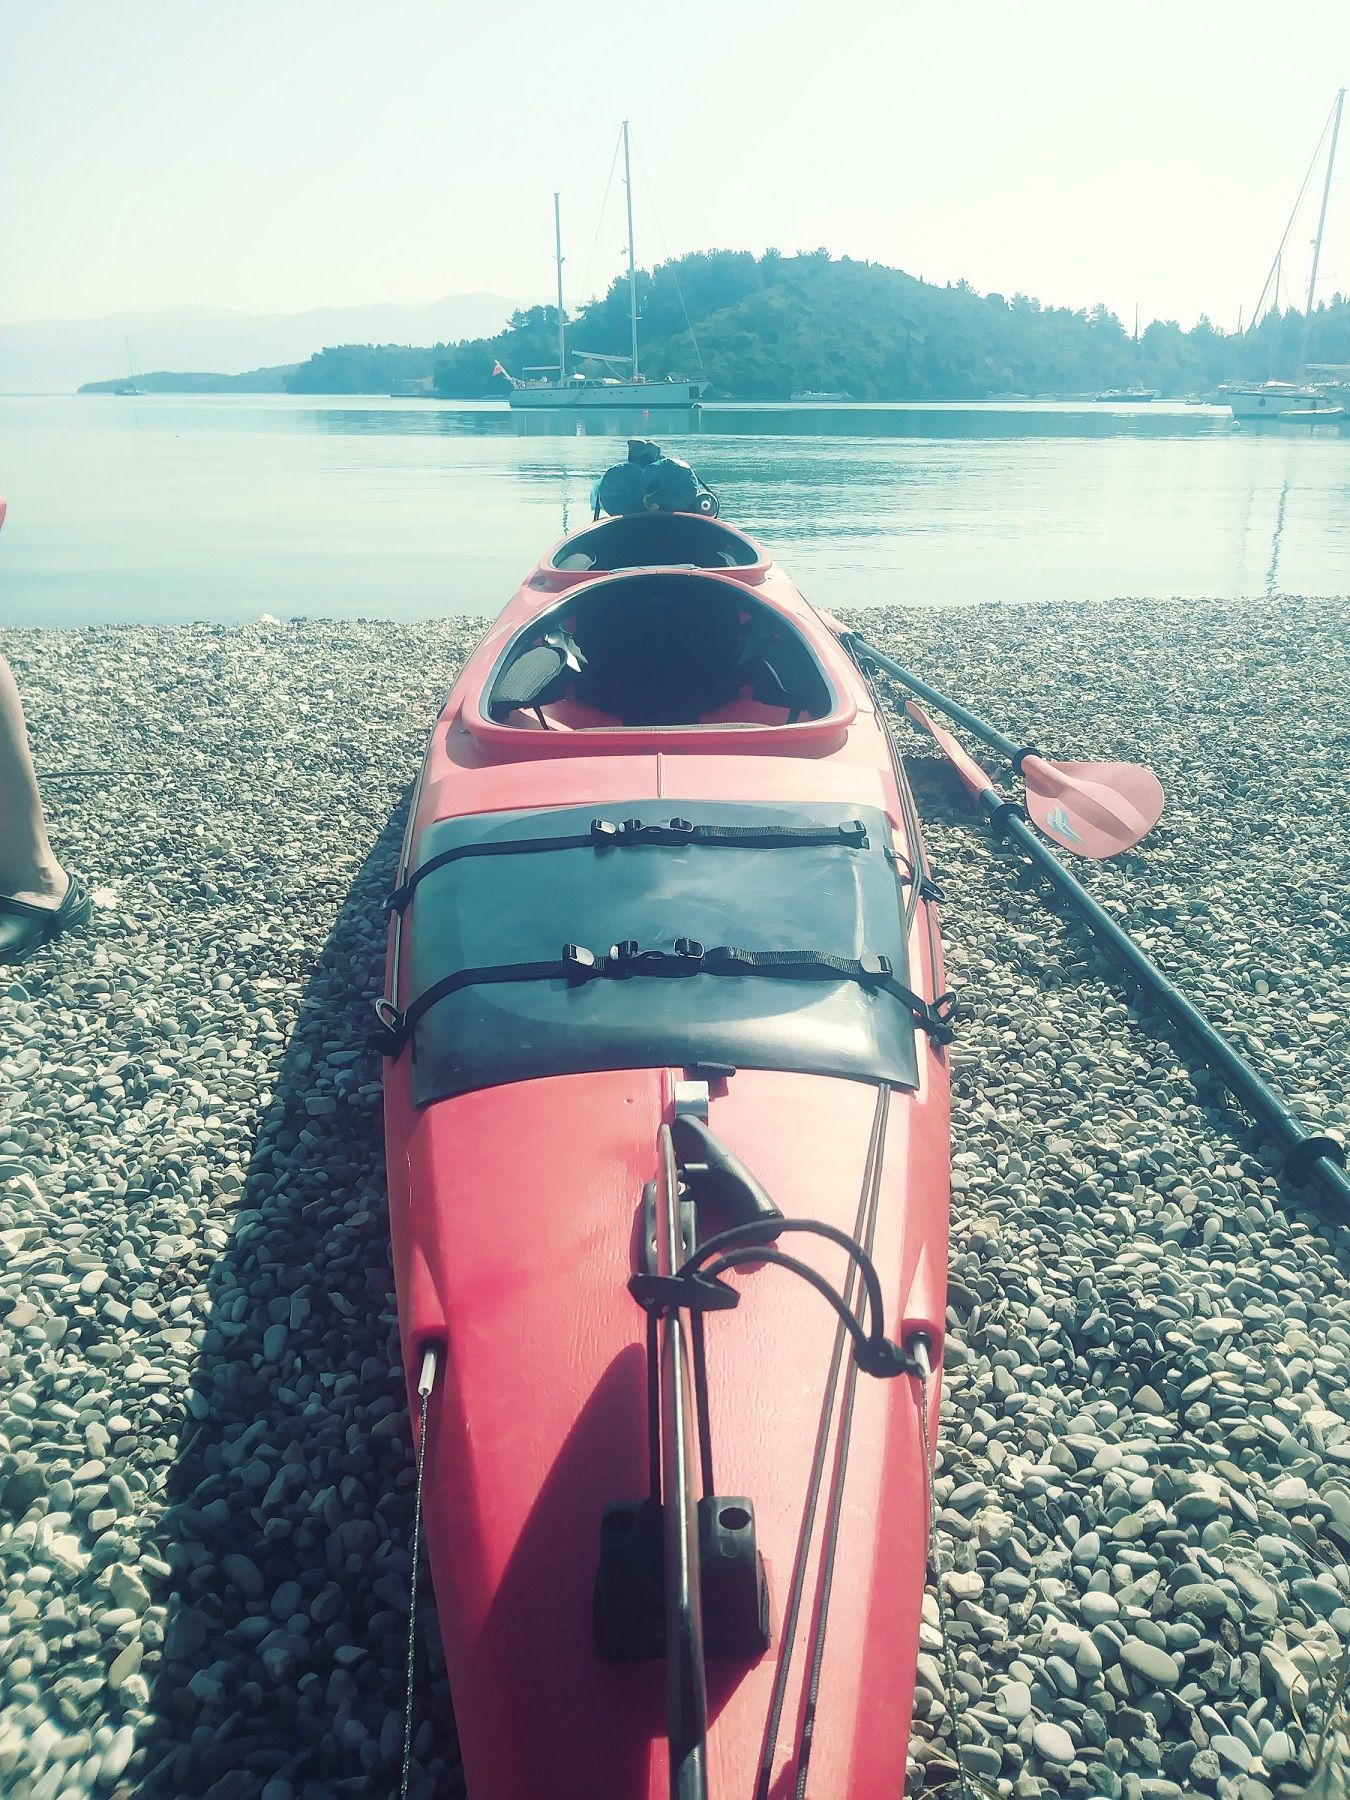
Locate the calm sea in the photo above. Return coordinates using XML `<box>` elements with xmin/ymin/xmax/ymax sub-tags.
<box><xmin>1</xmin><ymin>394</ymin><xmax>1347</xmax><ymax>628</ymax></box>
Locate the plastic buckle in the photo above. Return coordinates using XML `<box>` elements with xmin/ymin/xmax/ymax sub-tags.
<box><xmin>628</xmin><ymin>1270</ymin><xmax>741</xmax><ymax>1314</ymax></box>
<box><xmin>925</xmin><ymin>990</ymin><xmax>959</xmax><ymax>1045</ymax></box>
<box><xmin>608</xmin><ymin>939</ymin><xmax>641</xmax><ymax>974</ymax></box>
<box><xmin>563</xmin><ymin>943</ymin><xmax>599</xmax><ymax>981</ymax></box>
<box><xmin>608</xmin><ymin>940</ymin><xmax>705</xmax><ymax>976</ymax></box>
<box><xmin>591</xmin><ymin>818</ymin><xmax>621</xmax><ymax>844</ymax></box>
<box><xmin>858</xmin><ymin>953</ymin><xmax>894</xmax><ymax>986</ymax></box>
<box><xmin>372</xmin><ymin>997</ymin><xmax>406</xmax><ymax>1058</ymax></box>
<box><xmin>838</xmin><ymin>819</ymin><xmax>869</xmax><ymax>847</ymax></box>
<box><xmin>617</xmin><ymin>818</ymin><xmax>646</xmax><ymax>841</ymax></box>
<box><xmin>665</xmin><ymin>817</ymin><xmax>695</xmax><ymax>841</ymax></box>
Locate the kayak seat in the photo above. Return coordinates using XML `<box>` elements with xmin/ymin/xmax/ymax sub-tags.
<box><xmin>572</xmin><ymin>582</ymin><xmax>742</xmax><ymax>726</ymax></box>
<box><xmin>549</xmin><ymin>511</ymin><xmax>761</xmax><ymax>572</ymax></box>
<box><xmin>489</xmin><ymin>644</ymin><xmax>571</xmax><ymax>715</ymax></box>
<box><xmin>486</xmin><ymin>573</ymin><xmax>833</xmax><ymax>730</ymax></box>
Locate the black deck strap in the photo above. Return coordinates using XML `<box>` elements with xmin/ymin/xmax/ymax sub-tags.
<box><xmin>377</xmin><ymin>940</ymin><xmax>958</xmax><ymax>1057</ymax></box>
<box><xmin>386</xmin><ymin>816</ymin><xmax>872</xmax><ymax>914</ymax></box>
<box><xmin>598</xmin><ymin>817</ymin><xmax>869</xmax><ymax>850</ymax></box>
<box><xmin>386</xmin><ymin>831</ymin><xmax>598</xmax><ymax>914</ymax></box>
<box><xmin>374</xmin><ymin>946</ymin><xmax>600</xmax><ymax>1056</ymax></box>
<box><xmin>703</xmin><ymin>947</ymin><xmax>957</xmax><ymax>1045</ymax></box>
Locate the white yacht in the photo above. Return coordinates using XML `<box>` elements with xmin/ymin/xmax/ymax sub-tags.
<box><xmin>505</xmin><ymin>124</ymin><xmax>707</xmax><ymax>411</ymax></box>
<box><xmin>1218</xmin><ymin>382</ymin><xmax>1339</xmax><ymax>419</ymax></box>
<box><xmin>1225</xmin><ymin>89</ymin><xmax>1346</xmax><ymax>422</ymax></box>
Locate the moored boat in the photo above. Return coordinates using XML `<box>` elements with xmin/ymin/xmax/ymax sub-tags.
<box><xmin>380</xmin><ymin>490</ymin><xmax>953</xmax><ymax>1796</ymax></box>
<box><xmin>1219</xmin><ymin>381</ymin><xmax>1339</xmax><ymax>419</ymax></box>
<box><xmin>506</xmin><ymin>125</ymin><xmax>708</xmax><ymax>412</ymax></box>
<box><xmin>509</xmin><ymin>367</ymin><xmax>707</xmax><ymax>409</ymax></box>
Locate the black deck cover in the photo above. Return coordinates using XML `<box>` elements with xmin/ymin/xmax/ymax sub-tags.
<box><xmin>401</xmin><ymin>799</ymin><xmax>919</xmax><ymax>1104</ymax></box>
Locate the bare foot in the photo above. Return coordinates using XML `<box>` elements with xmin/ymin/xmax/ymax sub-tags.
<box><xmin>0</xmin><ymin>868</ymin><xmax>70</xmax><ymax>911</ymax></box>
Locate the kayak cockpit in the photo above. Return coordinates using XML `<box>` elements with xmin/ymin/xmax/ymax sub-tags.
<box><xmin>483</xmin><ymin>571</ymin><xmax>836</xmax><ymax>731</ymax></box>
<box><xmin>549</xmin><ymin>511</ymin><xmax>766</xmax><ymax>576</ymax></box>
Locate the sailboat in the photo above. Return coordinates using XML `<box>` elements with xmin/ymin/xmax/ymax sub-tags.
<box><xmin>506</xmin><ymin>123</ymin><xmax>708</xmax><ymax>410</ymax></box>
<box><xmin>1221</xmin><ymin>87</ymin><xmax>1345</xmax><ymax>422</ymax></box>
<box><xmin>115</xmin><ymin>337</ymin><xmax>144</xmax><ymax>397</ymax></box>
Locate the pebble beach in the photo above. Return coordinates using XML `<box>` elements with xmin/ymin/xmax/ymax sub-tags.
<box><xmin>0</xmin><ymin>593</ymin><xmax>1347</xmax><ymax>1800</ymax></box>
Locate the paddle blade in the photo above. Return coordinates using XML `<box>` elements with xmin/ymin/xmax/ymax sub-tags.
<box><xmin>904</xmin><ymin>701</ymin><xmax>996</xmax><ymax>801</ymax></box>
<box><xmin>1021</xmin><ymin>755</ymin><xmax>1165</xmax><ymax>858</ymax></box>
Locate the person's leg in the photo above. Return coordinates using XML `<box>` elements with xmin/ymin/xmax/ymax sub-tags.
<box><xmin>0</xmin><ymin>653</ymin><xmax>69</xmax><ymax>909</ymax></box>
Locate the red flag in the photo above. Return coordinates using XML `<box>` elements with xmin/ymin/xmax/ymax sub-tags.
<box><xmin>491</xmin><ymin>360</ymin><xmax>508</xmax><ymax>378</ymax></box>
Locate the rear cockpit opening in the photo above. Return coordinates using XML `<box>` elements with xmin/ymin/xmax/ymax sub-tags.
<box><xmin>485</xmin><ymin>573</ymin><xmax>835</xmax><ymax>731</ymax></box>
<box><xmin>551</xmin><ymin>512</ymin><xmax>764</xmax><ymax>574</ymax></box>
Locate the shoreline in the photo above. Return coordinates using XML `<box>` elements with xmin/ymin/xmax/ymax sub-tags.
<box><xmin>1</xmin><ymin>595</ymin><xmax>1346</xmax><ymax>1798</ymax></box>
<box><xmin>7</xmin><ymin>589</ymin><xmax>1350</xmax><ymax>640</ymax></box>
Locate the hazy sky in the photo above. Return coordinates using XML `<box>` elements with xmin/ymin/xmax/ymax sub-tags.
<box><xmin>3</xmin><ymin>0</ymin><xmax>1347</xmax><ymax>330</ymax></box>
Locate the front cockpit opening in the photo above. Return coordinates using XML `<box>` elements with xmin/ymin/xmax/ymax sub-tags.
<box><xmin>486</xmin><ymin>573</ymin><xmax>835</xmax><ymax>730</ymax></box>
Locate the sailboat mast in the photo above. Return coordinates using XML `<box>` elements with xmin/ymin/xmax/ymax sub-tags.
<box><xmin>554</xmin><ymin>192</ymin><xmax>566</xmax><ymax>382</ymax></box>
<box><xmin>623</xmin><ymin>120</ymin><xmax>639</xmax><ymax>380</ymax></box>
<box><xmin>1299</xmin><ymin>86</ymin><xmax>1345</xmax><ymax>375</ymax></box>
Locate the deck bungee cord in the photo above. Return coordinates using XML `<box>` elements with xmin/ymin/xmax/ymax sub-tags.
<box><xmin>400</xmin><ymin>1345</ymin><xmax>438</xmax><ymax>1800</ymax></box>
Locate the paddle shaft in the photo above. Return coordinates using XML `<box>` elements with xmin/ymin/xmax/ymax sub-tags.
<box><xmin>964</xmin><ymin>779</ymin><xmax>1350</xmax><ymax>1216</ymax></box>
<box><xmin>851</xmin><ymin>638</ymin><xmax>1027</xmax><ymax>765</ymax></box>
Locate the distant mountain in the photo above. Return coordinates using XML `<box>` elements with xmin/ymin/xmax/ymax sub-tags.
<box><xmin>79</xmin><ymin>366</ymin><xmax>298</xmax><ymax>395</ymax></box>
<box><xmin>0</xmin><ymin>295</ymin><xmax>530</xmax><ymax>393</ymax></box>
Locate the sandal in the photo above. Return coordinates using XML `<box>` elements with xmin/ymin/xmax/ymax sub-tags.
<box><xmin>0</xmin><ymin>874</ymin><xmax>92</xmax><ymax>966</ymax></box>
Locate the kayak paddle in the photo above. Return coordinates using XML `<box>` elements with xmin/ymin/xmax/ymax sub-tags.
<box><xmin>906</xmin><ymin>698</ymin><xmax>1350</xmax><ymax>1218</ymax></box>
<box><xmin>847</xmin><ymin>636</ymin><xmax>1165</xmax><ymax>858</ymax></box>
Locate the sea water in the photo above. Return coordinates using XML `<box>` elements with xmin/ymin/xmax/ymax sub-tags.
<box><xmin>0</xmin><ymin>394</ymin><xmax>1346</xmax><ymax>628</ymax></box>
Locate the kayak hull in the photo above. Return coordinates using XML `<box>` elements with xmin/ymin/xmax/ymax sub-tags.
<box><xmin>382</xmin><ymin>517</ymin><xmax>951</xmax><ymax>1796</ymax></box>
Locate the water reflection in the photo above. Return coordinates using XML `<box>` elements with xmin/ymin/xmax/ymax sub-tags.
<box><xmin>315</xmin><ymin>399</ymin><xmax>1239</xmax><ymax>443</ymax></box>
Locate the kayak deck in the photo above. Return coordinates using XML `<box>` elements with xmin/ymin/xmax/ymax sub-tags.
<box><xmin>385</xmin><ymin>1068</ymin><xmax>947</xmax><ymax>1796</ymax></box>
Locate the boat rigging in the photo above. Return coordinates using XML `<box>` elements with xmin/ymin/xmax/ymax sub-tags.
<box><xmin>503</xmin><ymin>122</ymin><xmax>708</xmax><ymax>410</ymax></box>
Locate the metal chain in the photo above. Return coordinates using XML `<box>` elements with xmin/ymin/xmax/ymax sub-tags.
<box><xmin>400</xmin><ymin>1348</ymin><xmax>438</xmax><ymax>1800</ymax></box>
<box><xmin>914</xmin><ymin>1338</ymin><xmax>976</xmax><ymax>1800</ymax></box>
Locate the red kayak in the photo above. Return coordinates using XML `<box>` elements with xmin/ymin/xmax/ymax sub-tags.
<box><xmin>380</xmin><ymin>506</ymin><xmax>953</xmax><ymax>1798</ymax></box>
